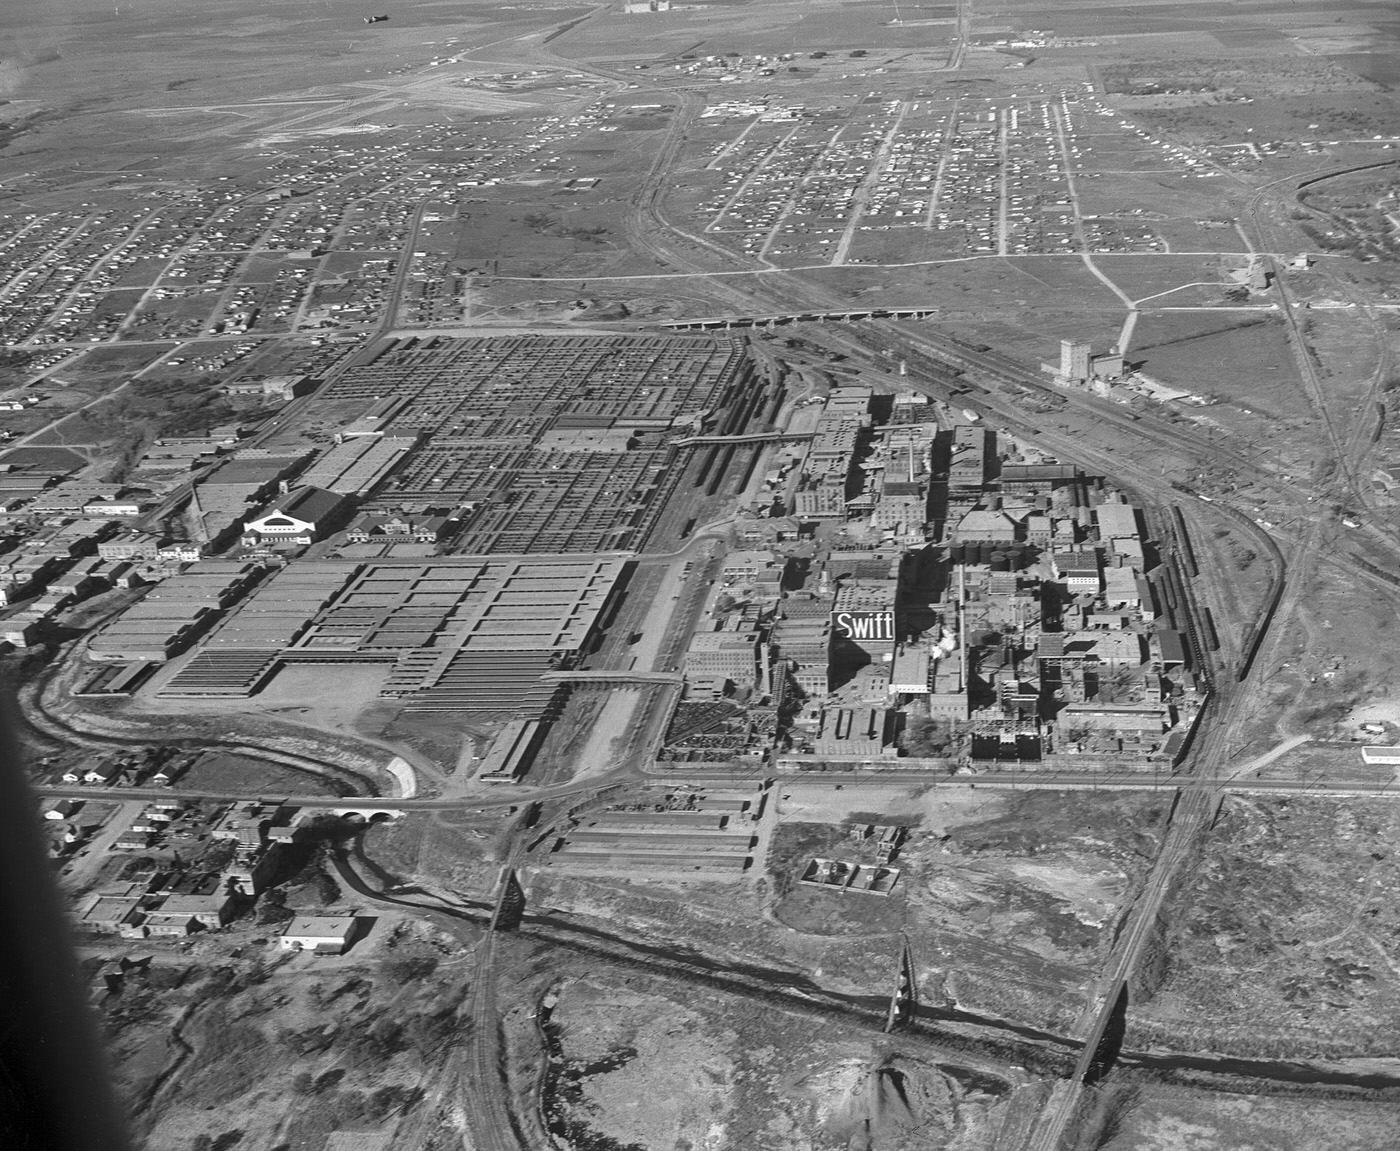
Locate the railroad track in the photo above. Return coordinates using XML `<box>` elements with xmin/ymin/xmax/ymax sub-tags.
<box><xmin>331</xmin><ymin>848</ymin><xmax>1070</xmax><ymax>1075</ymax></box>
<box><xmin>17</xmin><ymin>656</ymin><xmax>387</xmax><ymax>797</ymax></box>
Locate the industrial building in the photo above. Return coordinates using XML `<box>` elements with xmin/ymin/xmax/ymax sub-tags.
<box><xmin>280</xmin><ymin>916</ymin><xmax>359</xmax><ymax>954</ymax></box>
<box><xmin>189</xmin><ymin>451</ymin><xmax>311</xmax><ymax>543</ymax></box>
<box><xmin>89</xmin><ymin>562</ymin><xmax>264</xmax><ymax>663</ymax></box>
<box><xmin>477</xmin><ymin>719</ymin><xmax>547</xmax><ymax>782</ymax></box>
<box><xmin>241</xmin><ymin>486</ymin><xmax>349</xmax><ymax>547</ymax></box>
<box><xmin>684</xmin><ymin>626</ymin><xmax>760</xmax><ymax>697</ymax></box>
<box><xmin>157</xmin><ymin>555</ymin><xmax>625</xmax><ymax>715</ymax></box>
<box><xmin>297</xmin><ymin>434</ymin><xmax>418</xmax><ymax>497</ymax></box>
<box><xmin>1042</xmin><ymin>338</ymin><xmax>1126</xmax><ymax>388</ymax></box>
<box><xmin>793</xmin><ymin>386</ymin><xmax>870</xmax><ymax>520</ymax></box>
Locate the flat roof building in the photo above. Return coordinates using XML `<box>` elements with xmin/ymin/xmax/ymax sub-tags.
<box><xmin>89</xmin><ymin>562</ymin><xmax>264</xmax><ymax>663</ymax></box>
<box><xmin>159</xmin><ymin>555</ymin><xmax>625</xmax><ymax>714</ymax></box>
<box><xmin>1095</xmin><ymin>501</ymin><xmax>1141</xmax><ymax>541</ymax></box>
<box><xmin>298</xmin><ymin>435</ymin><xmax>417</xmax><ymax>496</ymax></box>
<box><xmin>281</xmin><ymin>915</ymin><xmax>358</xmax><ymax>954</ymax></box>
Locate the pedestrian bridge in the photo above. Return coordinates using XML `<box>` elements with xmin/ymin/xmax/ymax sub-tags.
<box><xmin>542</xmin><ymin>669</ymin><xmax>684</xmax><ymax>687</ymax></box>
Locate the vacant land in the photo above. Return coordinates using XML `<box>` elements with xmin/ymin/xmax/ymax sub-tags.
<box><xmin>525</xmin><ymin>785</ymin><xmax>1171</xmax><ymax>1034</ymax></box>
<box><xmin>1098</xmin><ymin>1080</ymin><xmax>1400</xmax><ymax>1151</ymax></box>
<box><xmin>171</xmin><ymin>752</ymin><xmax>334</xmax><ymax>797</ymax></box>
<box><xmin>97</xmin><ymin>917</ymin><xmax>470</xmax><ymax>1151</ymax></box>
<box><xmin>361</xmin><ymin>809</ymin><xmax>505</xmax><ymax>893</ymax></box>
<box><xmin>898</xmin><ymin>790</ymin><xmax>1167</xmax><ymax>1032</ymax></box>
<box><xmin>1133</xmin><ymin>796</ymin><xmax>1400</xmax><ymax>1060</ymax></box>
<box><xmin>1131</xmin><ymin>313</ymin><xmax>1305</xmax><ymax>416</ymax></box>
<box><xmin>540</xmin><ymin>972</ymin><xmax>1017</xmax><ymax>1151</ymax></box>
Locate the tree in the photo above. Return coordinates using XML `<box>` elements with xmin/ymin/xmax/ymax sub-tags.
<box><xmin>1096</xmin><ymin>665</ymin><xmax>1138</xmax><ymax>704</ymax></box>
<box><xmin>315</xmin><ymin>870</ymin><xmax>341</xmax><ymax>905</ymax></box>
<box><xmin>901</xmin><ymin>715</ymin><xmax>958</xmax><ymax>758</ymax></box>
<box><xmin>379</xmin><ymin>949</ymin><xmax>438</xmax><ymax>987</ymax></box>
<box><xmin>257</xmin><ymin>890</ymin><xmax>294</xmax><ymax>926</ymax></box>
<box><xmin>369</xmin><ymin>1085</ymin><xmax>423</xmax><ymax>1118</ymax></box>
<box><xmin>405</xmin><ymin>1006</ymin><xmax>462</xmax><ymax>1057</ymax></box>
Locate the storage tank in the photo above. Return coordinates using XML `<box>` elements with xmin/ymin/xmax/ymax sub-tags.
<box><xmin>948</xmin><ymin>544</ymin><xmax>967</xmax><ymax>565</ymax></box>
<box><xmin>989</xmin><ymin>550</ymin><xmax>1010</xmax><ymax>572</ymax></box>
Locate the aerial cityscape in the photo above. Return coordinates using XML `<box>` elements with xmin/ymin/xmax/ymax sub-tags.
<box><xmin>3</xmin><ymin>0</ymin><xmax>1400</xmax><ymax>1146</ymax></box>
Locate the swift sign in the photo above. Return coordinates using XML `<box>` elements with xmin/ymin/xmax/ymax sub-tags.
<box><xmin>832</xmin><ymin>610</ymin><xmax>895</xmax><ymax>642</ymax></box>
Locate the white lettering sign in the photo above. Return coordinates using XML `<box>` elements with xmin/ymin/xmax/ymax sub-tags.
<box><xmin>833</xmin><ymin>611</ymin><xmax>894</xmax><ymax>641</ymax></box>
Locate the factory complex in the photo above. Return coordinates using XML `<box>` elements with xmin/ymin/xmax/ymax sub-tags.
<box><xmin>660</xmin><ymin>380</ymin><xmax>1210</xmax><ymax>773</ymax></box>
<box><xmin>61</xmin><ymin>325</ymin><xmax>1209</xmax><ymax>780</ymax></box>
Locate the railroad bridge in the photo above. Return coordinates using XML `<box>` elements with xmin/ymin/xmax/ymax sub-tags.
<box><xmin>662</xmin><ymin>307</ymin><xmax>942</xmax><ymax>331</ymax></box>
<box><xmin>885</xmin><ymin>938</ymin><xmax>919</xmax><ymax>1032</ymax></box>
<box><xmin>490</xmin><ymin>867</ymin><xmax>526</xmax><ymax>932</ymax></box>
<box><xmin>670</xmin><ymin>430</ymin><xmax>816</xmax><ymax>448</ymax></box>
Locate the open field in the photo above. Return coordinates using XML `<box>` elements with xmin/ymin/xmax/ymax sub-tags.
<box><xmin>1133</xmin><ymin>795</ymin><xmax>1400</xmax><ymax>1059</ymax></box>
<box><xmin>92</xmin><ymin>915</ymin><xmax>472</xmax><ymax>1151</ymax></box>
<box><xmin>1236</xmin><ymin>558</ymin><xmax>1400</xmax><ymax>748</ymax></box>
<box><xmin>175</xmin><ymin>751</ymin><xmax>342</xmax><ymax>797</ymax></box>
<box><xmin>522</xmin><ymin>784</ymin><xmax>1166</xmax><ymax>1034</ymax></box>
<box><xmin>1129</xmin><ymin>312</ymin><xmax>1313</xmax><ymax>421</ymax></box>
<box><xmin>540</xmin><ymin>973</ymin><xmax>1017</xmax><ymax>1151</ymax></box>
<box><xmin>362</xmin><ymin>809</ymin><xmax>505</xmax><ymax>892</ymax></box>
<box><xmin>1099</xmin><ymin>1080</ymin><xmax>1400</xmax><ymax>1151</ymax></box>
<box><xmin>807</xmin><ymin>788</ymin><xmax>1167</xmax><ymax>1031</ymax></box>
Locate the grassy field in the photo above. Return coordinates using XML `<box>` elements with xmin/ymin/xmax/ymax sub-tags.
<box><xmin>176</xmin><ymin>752</ymin><xmax>341</xmax><ymax>797</ymax></box>
<box><xmin>1131</xmin><ymin>312</ymin><xmax>1305</xmax><ymax>413</ymax></box>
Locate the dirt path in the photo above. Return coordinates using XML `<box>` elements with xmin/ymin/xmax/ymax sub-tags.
<box><xmin>567</xmin><ymin>689</ymin><xmax>641</xmax><ymax>784</ymax></box>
